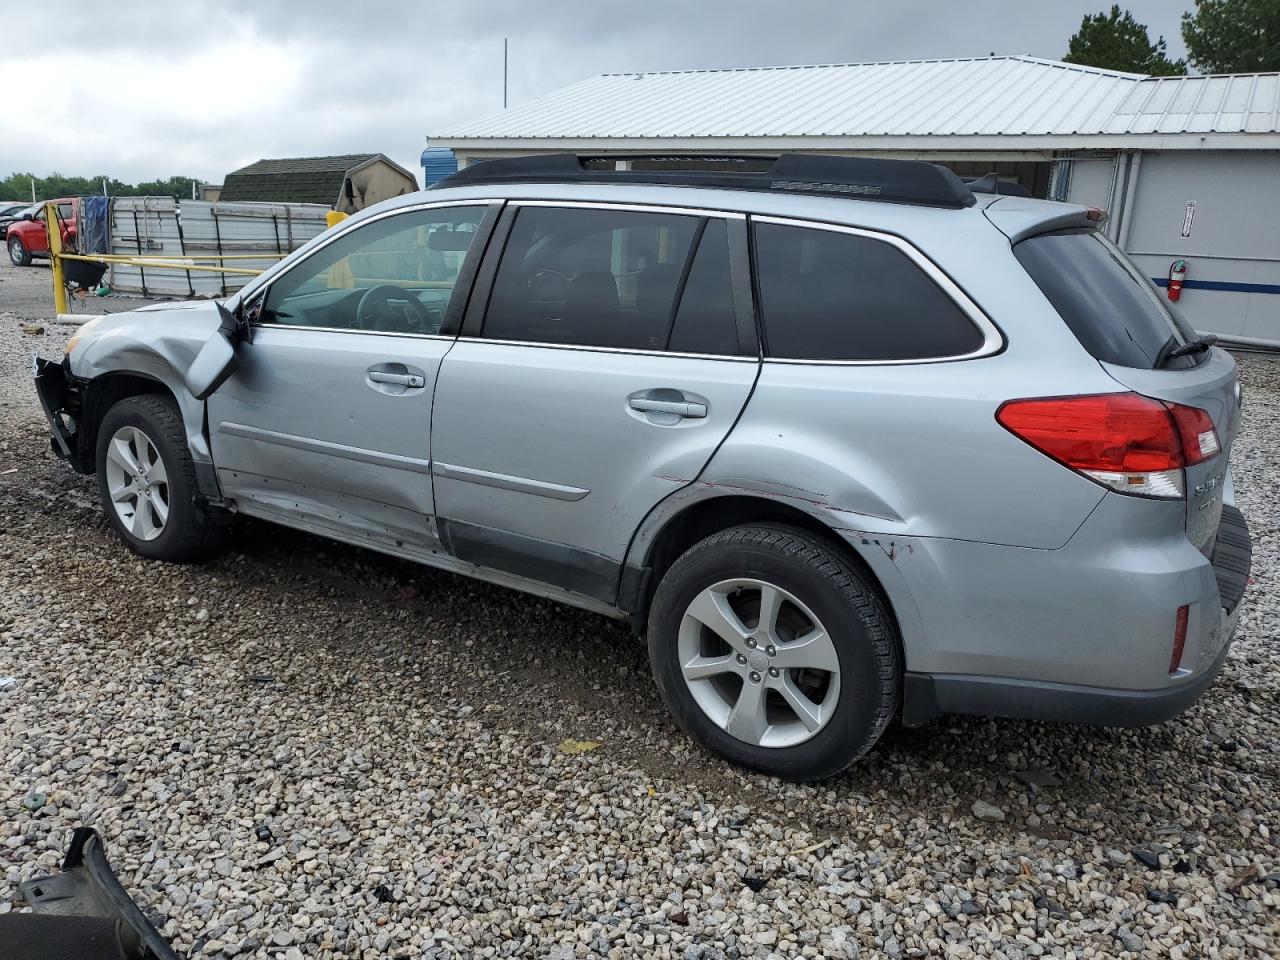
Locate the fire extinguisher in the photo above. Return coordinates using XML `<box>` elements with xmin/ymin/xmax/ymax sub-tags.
<box><xmin>1167</xmin><ymin>259</ymin><xmax>1187</xmax><ymax>301</ymax></box>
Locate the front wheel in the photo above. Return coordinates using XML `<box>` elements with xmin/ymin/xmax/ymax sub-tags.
<box><xmin>95</xmin><ymin>394</ymin><xmax>221</xmax><ymax>562</ymax></box>
<box><xmin>648</xmin><ymin>525</ymin><xmax>900</xmax><ymax>781</ymax></box>
<box><xmin>8</xmin><ymin>236</ymin><xmax>31</xmax><ymax>266</ymax></box>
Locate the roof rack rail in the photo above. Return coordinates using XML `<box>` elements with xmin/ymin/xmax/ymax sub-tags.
<box><xmin>434</xmin><ymin>154</ymin><xmax>976</xmax><ymax>209</ymax></box>
<box><xmin>965</xmin><ymin>173</ymin><xmax>1032</xmax><ymax>198</ymax></box>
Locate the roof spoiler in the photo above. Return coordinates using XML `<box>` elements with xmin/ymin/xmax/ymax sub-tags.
<box><xmin>435</xmin><ymin>154</ymin><xmax>977</xmax><ymax>209</ymax></box>
<box><xmin>983</xmin><ymin>197</ymin><xmax>1107</xmax><ymax>243</ymax></box>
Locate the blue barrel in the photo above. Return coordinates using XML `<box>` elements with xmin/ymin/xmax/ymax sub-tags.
<box><xmin>421</xmin><ymin>148</ymin><xmax>459</xmax><ymax>186</ymax></box>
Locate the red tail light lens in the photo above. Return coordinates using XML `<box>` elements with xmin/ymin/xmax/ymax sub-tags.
<box><xmin>1167</xmin><ymin>403</ymin><xmax>1221</xmax><ymax>465</ymax></box>
<box><xmin>996</xmin><ymin>393</ymin><xmax>1220</xmax><ymax>499</ymax></box>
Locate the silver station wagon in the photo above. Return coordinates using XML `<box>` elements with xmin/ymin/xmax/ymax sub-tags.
<box><xmin>35</xmin><ymin>156</ymin><xmax>1251</xmax><ymax>780</ymax></box>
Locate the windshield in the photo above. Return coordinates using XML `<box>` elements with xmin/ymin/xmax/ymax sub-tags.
<box><xmin>1015</xmin><ymin>229</ymin><xmax>1201</xmax><ymax>370</ymax></box>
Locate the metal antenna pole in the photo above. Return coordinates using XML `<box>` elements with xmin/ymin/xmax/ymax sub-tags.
<box><xmin>503</xmin><ymin>37</ymin><xmax>508</xmax><ymax>109</ymax></box>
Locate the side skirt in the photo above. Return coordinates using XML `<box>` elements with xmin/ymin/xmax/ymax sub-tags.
<box><xmin>233</xmin><ymin>500</ymin><xmax>626</xmax><ymax>621</ymax></box>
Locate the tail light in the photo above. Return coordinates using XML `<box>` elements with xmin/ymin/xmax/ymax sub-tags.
<box><xmin>996</xmin><ymin>392</ymin><xmax>1221</xmax><ymax>499</ymax></box>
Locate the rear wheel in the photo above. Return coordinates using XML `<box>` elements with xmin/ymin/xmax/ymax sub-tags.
<box><xmin>8</xmin><ymin>236</ymin><xmax>31</xmax><ymax>266</ymax></box>
<box><xmin>648</xmin><ymin>524</ymin><xmax>899</xmax><ymax>780</ymax></box>
<box><xmin>95</xmin><ymin>394</ymin><xmax>221</xmax><ymax>562</ymax></box>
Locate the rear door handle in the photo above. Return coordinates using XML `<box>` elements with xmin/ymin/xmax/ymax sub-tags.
<box><xmin>628</xmin><ymin>397</ymin><xmax>707</xmax><ymax>418</ymax></box>
<box><xmin>369</xmin><ymin>371</ymin><xmax>425</xmax><ymax>388</ymax></box>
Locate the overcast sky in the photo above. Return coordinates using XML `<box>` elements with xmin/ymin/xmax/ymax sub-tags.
<box><xmin>1</xmin><ymin>1</ymin><xmax>1189</xmax><ymax>186</ymax></box>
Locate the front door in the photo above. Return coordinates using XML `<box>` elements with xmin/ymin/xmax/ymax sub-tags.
<box><xmin>431</xmin><ymin>201</ymin><xmax>760</xmax><ymax>602</ymax></box>
<box><xmin>207</xmin><ymin>200</ymin><xmax>493</xmax><ymax>553</ymax></box>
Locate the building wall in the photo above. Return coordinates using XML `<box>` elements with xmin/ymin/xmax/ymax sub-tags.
<box><xmin>1095</xmin><ymin>151</ymin><xmax>1280</xmax><ymax>344</ymax></box>
<box><xmin>339</xmin><ymin>160</ymin><xmax>419</xmax><ymax>213</ymax></box>
<box><xmin>1060</xmin><ymin>157</ymin><xmax>1117</xmax><ymax>211</ymax></box>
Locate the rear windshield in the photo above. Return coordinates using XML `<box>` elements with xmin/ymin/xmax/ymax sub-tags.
<box><xmin>1015</xmin><ymin>229</ymin><xmax>1199</xmax><ymax>369</ymax></box>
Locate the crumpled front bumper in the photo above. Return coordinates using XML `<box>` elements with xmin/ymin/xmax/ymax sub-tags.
<box><xmin>33</xmin><ymin>355</ymin><xmax>88</xmax><ymax>472</ymax></box>
<box><xmin>0</xmin><ymin>827</ymin><xmax>179</xmax><ymax>960</ymax></box>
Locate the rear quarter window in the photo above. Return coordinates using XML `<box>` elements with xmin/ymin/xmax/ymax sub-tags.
<box><xmin>1014</xmin><ymin>229</ymin><xmax>1200</xmax><ymax>369</ymax></box>
<box><xmin>753</xmin><ymin>222</ymin><xmax>986</xmax><ymax>361</ymax></box>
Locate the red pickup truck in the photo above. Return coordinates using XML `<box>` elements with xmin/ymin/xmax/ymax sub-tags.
<box><xmin>7</xmin><ymin>198</ymin><xmax>76</xmax><ymax>266</ymax></box>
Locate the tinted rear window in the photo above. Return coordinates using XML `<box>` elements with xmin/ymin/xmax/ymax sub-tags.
<box><xmin>1014</xmin><ymin>230</ymin><xmax>1199</xmax><ymax>369</ymax></box>
<box><xmin>483</xmin><ymin>206</ymin><xmax>699</xmax><ymax>350</ymax></box>
<box><xmin>668</xmin><ymin>219</ymin><xmax>740</xmax><ymax>356</ymax></box>
<box><xmin>753</xmin><ymin>222</ymin><xmax>985</xmax><ymax>361</ymax></box>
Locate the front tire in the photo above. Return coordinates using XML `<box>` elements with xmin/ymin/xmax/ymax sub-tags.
<box><xmin>95</xmin><ymin>394</ymin><xmax>220</xmax><ymax>562</ymax></box>
<box><xmin>648</xmin><ymin>525</ymin><xmax>900</xmax><ymax>781</ymax></box>
<box><xmin>8</xmin><ymin>236</ymin><xmax>31</xmax><ymax>266</ymax></box>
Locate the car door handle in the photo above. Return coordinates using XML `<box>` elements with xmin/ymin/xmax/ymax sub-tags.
<box><xmin>368</xmin><ymin>371</ymin><xmax>425</xmax><ymax>388</ymax></box>
<box><xmin>628</xmin><ymin>397</ymin><xmax>707</xmax><ymax>418</ymax></box>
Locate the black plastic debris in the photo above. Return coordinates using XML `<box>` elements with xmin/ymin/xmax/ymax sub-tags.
<box><xmin>1131</xmin><ymin>847</ymin><xmax>1161</xmax><ymax>869</ymax></box>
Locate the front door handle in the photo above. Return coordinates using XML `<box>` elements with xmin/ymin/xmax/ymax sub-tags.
<box><xmin>369</xmin><ymin>371</ymin><xmax>425</xmax><ymax>388</ymax></box>
<box><xmin>628</xmin><ymin>397</ymin><xmax>707</xmax><ymax>418</ymax></box>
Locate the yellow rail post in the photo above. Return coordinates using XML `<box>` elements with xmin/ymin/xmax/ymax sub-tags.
<box><xmin>45</xmin><ymin>203</ymin><xmax>68</xmax><ymax>315</ymax></box>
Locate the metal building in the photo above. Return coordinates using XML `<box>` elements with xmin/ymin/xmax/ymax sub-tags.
<box><xmin>429</xmin><ymin>56</ymin><xmax>1280</xmax><ymax>345</ymax></box>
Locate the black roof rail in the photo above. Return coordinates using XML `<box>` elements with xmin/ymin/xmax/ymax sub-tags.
<box><xmin>965</xmin><ymin>173</ymin><xmax>1032</xmax><ymax>198</ymax></box>
<box><xmin>434</xmin><ymin>154</ymin><xmax>976</xmax><ymax>209</ymax></box>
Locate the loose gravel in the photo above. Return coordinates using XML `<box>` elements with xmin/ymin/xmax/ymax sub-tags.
<box><xmin>1</xmin><ymin>259</ymin><xmax>1278</xmax><ymax>958</ymax></box>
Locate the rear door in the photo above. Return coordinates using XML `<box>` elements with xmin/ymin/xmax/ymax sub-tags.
<box><xmin>1015</xmin><ymin>230</ymin><xmax>1242</xmax><ymax>552</ymax></box>
<box><xmin>207</xmin><ymin>200</ymin><xmax>495</xmax><ymax>553</ymax></box>
<box><xmin>430</xmin><ymin>200</ymin><xmax>759</xmax><ymax>603</ymax></box>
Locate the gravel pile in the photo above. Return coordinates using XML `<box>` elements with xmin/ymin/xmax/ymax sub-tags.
<box><xmin>0</xmin><ymin>265</ymin><xmax>1277</xmax><ymax>958</ymax></box>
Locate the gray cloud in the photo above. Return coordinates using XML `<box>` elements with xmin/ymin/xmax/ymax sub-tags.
<box><xmin>0</xmin><ymin>1</ymin><xmax>1188</xmax><ymax>185</ymax></box>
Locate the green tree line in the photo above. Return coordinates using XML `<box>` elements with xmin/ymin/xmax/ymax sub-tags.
<box><xmin>1064</xmin><ymin>0</ymin><xmax>1280</xmax><ymax>75</ymax></box>
<box><xmin>0</xmin><ymin>172</ymin><xmax>201</xmax><ymax>203</ymax></box>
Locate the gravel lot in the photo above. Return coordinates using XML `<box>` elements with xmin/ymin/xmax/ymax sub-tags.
<box><xmin>1</xmin><ymin>258</ymin><xmax>1277</xmax><ymax>958</ymax></box>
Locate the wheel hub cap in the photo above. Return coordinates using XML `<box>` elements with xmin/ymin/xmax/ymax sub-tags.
<box><xmin>103</xmin><ymin>425</ymin><xmax>169</xmax><ymax>542</ymax></box>
<box><xmin>677</xmin><ymin>578</ymin><xmax>841</xmax><ymax>749</ymax></box>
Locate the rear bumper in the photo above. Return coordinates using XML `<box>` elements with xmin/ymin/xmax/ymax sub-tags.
<box><xmin>904</xmin><ymin>621</ymin><xmax>1236</xmax><ymax>727</ymax></box>
<box><xmin>900</xmin><ymin>504</ymin><xmax>1252</xmax><ymax>727</ymax></box>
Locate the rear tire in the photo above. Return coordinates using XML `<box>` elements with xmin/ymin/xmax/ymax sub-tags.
<box><xmin>8</xmin><ymin>236</ymin><xmax>31</xmax><ymax>266</ymax></box>
<box><xmin>648</xmin><ymin>524</ymin><xmax>900</xmax><ymax>781</ymax></box>
<box><xmin>94</xmin><ymin>394</ymin><xmax>221</xmax><ymax>562</ymax></box>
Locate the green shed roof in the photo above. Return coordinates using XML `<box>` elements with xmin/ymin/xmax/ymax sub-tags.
<box><xmin>219</xmin><ymin>154</ymin><xmax>382</xmax><ymax>205</ymax></box>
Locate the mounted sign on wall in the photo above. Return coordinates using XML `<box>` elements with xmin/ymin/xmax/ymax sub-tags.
<box><xmin>1181</xmin><ymin>200</ymin><xmax>1196</xmax><ymax>238</ymax></box>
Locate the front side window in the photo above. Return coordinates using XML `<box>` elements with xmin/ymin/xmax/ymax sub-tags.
<box><xmin>754</xmin><ymin>222</ymin><xmax>985</xmax><ymax>361</ymax></box>
<box><xmin>261</xmin><ymin>205</ymin><xmax>485</xmax><ymax>334</ymax></box>
<box><xmin>483</xmin><ymin>206</ymin><xmax>706</xmax><ymax>350</ymax></box>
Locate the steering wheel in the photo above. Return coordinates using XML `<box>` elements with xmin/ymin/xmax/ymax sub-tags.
<box><xmin>528</xmin><ymin>268</ymin><xmax>568</xmax><ymax>300</ymax></box>
<box><xmin>354</xmin><ymin>285</ymin><xmax>434</xmax><ymax>333</ymax></box>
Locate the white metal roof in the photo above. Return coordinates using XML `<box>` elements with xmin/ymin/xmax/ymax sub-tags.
<box><xmin>431</xmin><ymin>56</ymin><xmax>1280</xmax><ymax>151</ymax></box>
<box><xmin>1105</xmin><ymin>71</ymin><xmax>1280</xmax><ymax>134</ymax></box>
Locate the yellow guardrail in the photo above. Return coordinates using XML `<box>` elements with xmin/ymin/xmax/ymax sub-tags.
<box><xmin>45</xmin><ymin>203</ymin><xmax>290</xmax><ymax>313</ymax></box>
